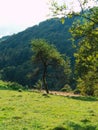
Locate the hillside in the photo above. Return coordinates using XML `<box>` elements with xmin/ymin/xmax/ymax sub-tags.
<box><xmin>0</xmin><ymin>36</ymin><xmax>10</xmax><ymax>43</ymax></box>
<box><xmin>0</xmin><ymin>18</ymin><xmax>76</xmax><ymax>88</ymax></box>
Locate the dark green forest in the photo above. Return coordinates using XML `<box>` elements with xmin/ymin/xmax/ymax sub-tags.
<box><xmin>0</xmin><ymin>17</ymin><xmax>76</xmax><ymax>90</ymax></box>
<box><xmin>0</xmin><ymin>6</ymin><xmax>98</xmax><ymax>96</ymax></box>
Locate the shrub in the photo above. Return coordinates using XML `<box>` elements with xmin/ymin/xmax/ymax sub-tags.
<box><xmin>74</xmin><ymin>89</ymin><xmax>81</xmax><ymax>94</ymax></box>
<box><xmin>7</xmin><ymin>82</ymin><xmax>24</xmax><ymax>90</ymax></box>
<box><xmin>18</xmin><ymin>89</ymin><xmax>23</xmax><ymax>92</ymax></box>
<box><xmin>34</xmin><ymin>80</ymin><xmax>42</xmax><ymax>91</ymax></box>
<box><xmin>0</xmin><ymin>80</ymin><xmax>8</xmax><ymax>89</ymax></box>
<box><xmin>60</xmin><ymin>84</ymin><xmax>72</xmax><ymax>92</ymax></box>
<box><xmin>0</xmin><ymin>80</ymin><xmax>24</xmax><ymax>90</ymax></box>
<box><xmin>77</xmin><ymin>72</ymin><xmax>98</xmax><ymax>96</ymax></box>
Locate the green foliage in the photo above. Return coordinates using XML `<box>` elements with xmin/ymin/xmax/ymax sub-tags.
<box><xmin>0</xmin><ymin>80</ymin><xmax>8</xmax><ymax>89</ymax></box>
<box><xmin>18</xmin><ymin>88</ymin><xmax>23</xmax><ymax>92</ymax></box>
<box><xmin>71</xmin><ymin>7</ymin><xmax>98</xmax><ymax>96</ymax></box>
<box><xmin>60</xmin><ymin>84</ymin><xmax>72</xmax><ymax>92</ymax></box>
<box><xmin>0</xmin><ymin>90</ymin><xmax>98</xmax><ymax>130</ymax></box>
<box><xmin>31</xmin><ymin>39</ymin><xmax>68</xmax><ymax>68</ymax></box>
<box><xmin>77</xmin><ymin>71</ymin><xmax>98</xmax><ymax>96</ymax></box>
<box><xmin>74</xmin><ymin>89</ymin><xmax>81</xmax><ymax>94</ymax></box>
<box><xmin>50</xmin><ymin>1</ymin><xmax>67</xmax><ymax>17</ymax></box>
<box><xmin>34</xmin><ymin>80</ymin><xmax>42</xmax><ymax>91</ymax></box>
<box><xmin>0</xmin><ymin>18</ymin><xmax>75</xmax><ymax>89</ymax></box>
<box><xmin>50</xmin><ymin>0</ymin><xmax>97</xmax><ymax>18</ymax></box>
<box><xmin>50</xmin><ymin>0</ymin><xmax>98</xmax><ymax>95</ymax></box>
<box><xmin>94</xmin><ymin>87</ymin><xmax>98</xmax><ymax>96</ymax></box>
<box><xmin>0</xmin><ymin>80</ymin><xmax>24</xmax><ymax>90</ymax></box>
<box><xmin>7</xmin><ymin>82</ymin><xmax>24</xmax><ymax>90</ymax></box>
<box><xmin>31</xmin><ymin>39</ymin><xmax>71</xmax><ymax>93</ymax></box>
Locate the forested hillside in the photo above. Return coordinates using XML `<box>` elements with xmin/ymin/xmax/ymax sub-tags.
<box><xmin>0</xmin><ymin>17</ymin><xmax>76</xmax><ymax>89</ymax></box>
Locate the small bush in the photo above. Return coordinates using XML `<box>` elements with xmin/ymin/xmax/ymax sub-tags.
<box><xmin>61</xmin><ymin>84</ymin><xmax>72</xmax><ymax>92</ymax></box>
<box><xmin>34</xmin><ymin>80</ymin><xmax>42</xmax><ymax>91</ymax></box>
<box><xmin>0</xmin><ymin>80</ymin><xmax>8</xmax><ymax>89</ymax></box>
<box><xmin>7</xmin><ymin>82</ymin><xmax>24</xmax><ymax>90</ymax></box>
<box><xmin>0</xmin><ymin>80</ymin><xmax>24</xmax><ymax>90</ymax></box>
<box><xmin>18</xmin><ymin>89</ymin><xmax>23</xmax><ymax>92</ymax></box>
<box><xmin>77</xmin><ymin>72</ymin><xmax>98</xmax><ymax>96</ymax></box>
<box><xmin>74</xmin><ymin>89</ymin><xmax>81</xmax><ymax>94</ymax></box>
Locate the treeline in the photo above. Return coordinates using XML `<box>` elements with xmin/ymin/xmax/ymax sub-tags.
<box><xmin>0</xmin><ymin>7</ymin><xmax>98</xmax><ymax>96</ymax></box>
<box><xmin>0</xmin><ymin>17</ymin><xmax>76</xmax><ymax>90</ymax></box>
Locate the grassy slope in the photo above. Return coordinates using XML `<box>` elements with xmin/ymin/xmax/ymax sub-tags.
<box><xmin>0</xmin><ymin>90</ymin><xmax>98</xmax><ymax>130</ymax></box>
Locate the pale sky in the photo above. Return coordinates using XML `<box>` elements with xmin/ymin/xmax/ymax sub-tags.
<box><xmin>0</xmin><ymin>0</ymin><xmax>50</xmax><ymax>37</ymax></box>
<box><xmin>0</xmin><ymin>0</ymin><xmax>97</xmax><ymax>38</ymax></box>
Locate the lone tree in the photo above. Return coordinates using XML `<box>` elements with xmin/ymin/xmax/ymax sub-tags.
<box><xmin>31</xmin><ymin>39</ymin><xmax>71</xmax><ymax>94</ymax></box>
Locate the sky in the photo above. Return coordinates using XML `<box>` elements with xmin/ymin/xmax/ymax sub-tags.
<box><xmin>0</xmin><ymin>0</ymin><xmax>50</xmax><ymax>37</ymax></box>
<box><xmin>0</xmin><ymin>0</ymin><xmax>97</xmax><ymax>38</ymax></box>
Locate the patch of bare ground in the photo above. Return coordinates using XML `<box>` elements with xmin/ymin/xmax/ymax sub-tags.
<box><xmin>31</xmin><ymin>89</ymin><xmax>81</xmax><ymax>97</ymax></box>
<box><xmin>49</xmin><ymin>91</ymin><xmax>81</xmax><ymax>97</ymax></box>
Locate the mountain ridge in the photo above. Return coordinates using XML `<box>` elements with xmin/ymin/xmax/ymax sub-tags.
<box><xmin>0</xmin><ymin>17</ymin><xmax>76</xmax><ymax>88</ymax></box>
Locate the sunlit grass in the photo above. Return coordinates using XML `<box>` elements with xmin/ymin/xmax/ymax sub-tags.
<box><xmin>0</xmin><ymin>90</ymin><xmax>98</xmax><ymax>130</ymax></box>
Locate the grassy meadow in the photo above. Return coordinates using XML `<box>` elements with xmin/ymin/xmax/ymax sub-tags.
<box><xmin>0</xmin><ymin>90</ymin><xmax>98</xmax><ymax>130</ymax></box>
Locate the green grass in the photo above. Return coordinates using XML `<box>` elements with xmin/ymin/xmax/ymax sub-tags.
<box><xmin>0</xmin><ymin>90</ymin><xmax>98</xmax><ymax>130</ymax></box>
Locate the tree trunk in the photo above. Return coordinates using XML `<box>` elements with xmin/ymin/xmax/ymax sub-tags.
<box><xmin>43</xmin><ymin>64</ymin><xmax>49</xmax><ymax>94</ymax></box>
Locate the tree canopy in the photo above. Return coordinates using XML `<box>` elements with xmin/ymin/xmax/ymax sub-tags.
<box><xmin>31</xmin><ymin>39</ymin><xmax>71</xmax><ymax>93</ymax></box>
<box><xmin>50</xmin><ymin>0</ymin><xmax>98</xmax><ymax>96</ymax></box>
<box><xmin>0</xmin><ymin>18</ymin><xmax>75</xmax><ymax>88</ymax></box>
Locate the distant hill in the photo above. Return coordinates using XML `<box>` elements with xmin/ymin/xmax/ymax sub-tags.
<box><xmin>0</xmin><ymin>17</ymin><xmax>76</xmax><ymax>88</ymax></box>
<box><xmin>0</xmin><ymin>36</ymin><xmax>10</xmax><ymax>43</ymax></box>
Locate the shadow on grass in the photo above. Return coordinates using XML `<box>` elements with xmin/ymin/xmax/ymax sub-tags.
<box><xmin>68</xmin><ymin>121</ymin><xmax>97</xmax><ymax>130</ymax></box>
<box><xmin>53</xmin><ymin>126</ymin><xmax>67</xmax><ymax>130</ymax></box>
<box><xmin>53</xmin><ymin>122</ymin><xmax>97</xmax><ymax>130</ymax></box>
<box><xmin>69</xmin><ymin>96</ymin><xmax>98</xmax><ymax>101</ymax></box>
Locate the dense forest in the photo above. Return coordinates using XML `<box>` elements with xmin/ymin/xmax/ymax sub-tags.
<box><xmin>0</xmin><ymin>17</ymin><xmax>76</xmax><ymax>90</ymax></box>
<box><xmin>0</xmin><ymin>5</ymin><xmax>98</xmax><ymax>96</ymax></box>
